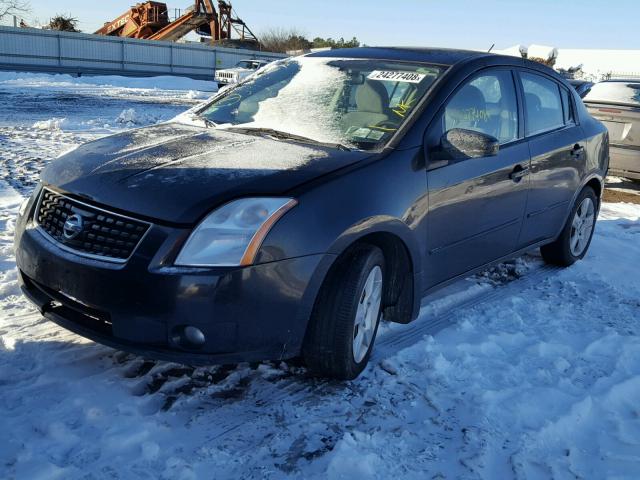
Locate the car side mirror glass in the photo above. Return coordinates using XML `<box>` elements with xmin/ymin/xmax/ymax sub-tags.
<box><xmin>440</xmin><ymin>128</ymin><xmax>499</xmax><ymax>160</ymax></box>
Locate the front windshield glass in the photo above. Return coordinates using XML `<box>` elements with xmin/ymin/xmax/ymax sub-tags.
<box><xmin>236</xmin><ymin>60</ymin><xmax>257</xmax><ymax>69</ymax></box>
<box><xmin>200</xmin><ymin>57</ymin><xmax>443</xmax><ymax>150</ymax></box>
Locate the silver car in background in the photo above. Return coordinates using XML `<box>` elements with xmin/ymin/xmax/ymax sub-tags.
<box><xmin>214</xmin><ymin>59</ymin><xmax>271</xmax><ymax>87</ymax></box>
<box><xmin>584</xmin><ymin>80</ymin><xmax>640</xmax><ymax>180</ymax></box>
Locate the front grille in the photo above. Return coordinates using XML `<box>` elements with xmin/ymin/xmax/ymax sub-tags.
<box><xmin>35</xmin><ymin>188</ymin><xmax>151</xmax><ymax>262</ymax></box>
<box><xmin>216</xmin><ymin>72</ymin><xmax>236</xmax><ymax>80</ymax></box>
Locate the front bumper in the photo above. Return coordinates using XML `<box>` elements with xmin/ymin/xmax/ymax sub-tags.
<box><xmin>15</xmin><ymin>207</ymin><xmax>332</xmax><ymax>365</ymax></box>
<box><xmin>214</xmin><ymin>76</ymin><xmax>238</xmax><ymax>85</ymax></box>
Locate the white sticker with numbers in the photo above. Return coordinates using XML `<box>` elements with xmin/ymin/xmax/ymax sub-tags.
<box><xmin>367</xmin><ymin>70</ymin><xmax>426</xmax><ymax>83</ymax></box>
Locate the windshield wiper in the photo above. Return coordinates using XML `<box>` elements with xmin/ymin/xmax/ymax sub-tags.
<box><xmin>225</xmin><ymin>127</ymin><xmax>353</xmax><ymax>151</ymax></box>
<box><xmin>185</xmin><ymin>112</ymin><xmax>218</xmax><ymax>128</ymax></box>
<box><xmin>198</xmin><ymin>115</ymin><xmax>218</xmax><ymax>128</ymax></box>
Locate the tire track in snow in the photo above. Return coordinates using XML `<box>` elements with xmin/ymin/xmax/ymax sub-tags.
<box><xmin>189</xmin><ymin>261</ymin><xmax>562</xmax><ymax>445</ymax></box>
<box><xmin>373</xmin><ymin>263</ymin><xmax>562</xmax><ymax>360</ymax></box>
<box><xmin>10</xmin><ymin>260</ymin><xmax>562</xmax><ymax>444</ymax></box>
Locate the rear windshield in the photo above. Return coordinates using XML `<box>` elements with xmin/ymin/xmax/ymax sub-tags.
<box><xmin>199</xmin><ymin>57</ymin><xmax>443</xmax><ymax>150</ymax></box>
<box><xmin>584</xmin><ymin>82</ymin><xmax>640</xmax><ymax>106</ymax></box>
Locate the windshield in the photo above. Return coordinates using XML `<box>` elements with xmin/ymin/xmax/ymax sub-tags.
<box><xmin>235</xmin><ymin>60</ymin><xmax>259</xmax><ymax>69</ymax></box>
<box><xmin>200</xmin><ymin>57</ymin><xmax>443</xmax><ymax>150</ymax></box>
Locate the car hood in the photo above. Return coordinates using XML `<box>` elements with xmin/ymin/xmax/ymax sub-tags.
<box><xmin>41</xmin><ymin>122</ymin><xmax>371</xmax><ymax>224</ymax></box>
<box><xmin>216</xmin><ymin>68</ymin><xmax>249</xmax><ymax>74</ymax></box>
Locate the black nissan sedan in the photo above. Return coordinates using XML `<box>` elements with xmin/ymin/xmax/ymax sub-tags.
<box><xmin>14</xmin><ymin>48</ymin><xmax>609</xmax><ymax>379</ymax></box>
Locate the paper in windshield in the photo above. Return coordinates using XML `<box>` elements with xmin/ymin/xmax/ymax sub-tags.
<box><xmin>367</xmin><ymin>70</ymin><xmax>426</xmax><ymax>83</ymax></box>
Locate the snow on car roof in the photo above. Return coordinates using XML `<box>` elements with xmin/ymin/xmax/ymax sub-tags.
<box><xmin>307</xmin><ymin>46</ymin><xmax>488</xmax><ymax>66</ymax></box>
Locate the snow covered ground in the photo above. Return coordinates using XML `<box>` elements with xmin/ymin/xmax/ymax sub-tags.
<box><xmin>0</xmin><ymin>72</ymin><xmax>216</xmax><ymax>195</ymax></box>
<box><xmin>1</xmin><ymin>72</ymin><xmax>639</xmax><ymax>480</ymax></box>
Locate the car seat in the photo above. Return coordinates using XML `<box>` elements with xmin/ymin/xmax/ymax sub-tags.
<box><xmin>342</xmin><ymin>80</ymin><xmax>392</xmax><ymax>131</ymax></box>
<box><xmin>445</xmin><ymin>85</ymin><xmax>499</xmax><ymax>139</ymax></box>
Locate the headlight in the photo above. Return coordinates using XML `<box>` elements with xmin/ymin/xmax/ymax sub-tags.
<box><xmin>18</xmin><ymin>197</ymin><xmax>30</xmax><ymax>217</ymax></box>
<box><xmin>175</xmin><ymin>197</ymin><xmax>297</xmax><ymax>267</ymax></box>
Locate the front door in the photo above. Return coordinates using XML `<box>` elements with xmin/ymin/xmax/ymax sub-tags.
<box><xmin>424</xmin><ymin>69</ymin><xmax>530</xmax><ymax>289</ymax></box>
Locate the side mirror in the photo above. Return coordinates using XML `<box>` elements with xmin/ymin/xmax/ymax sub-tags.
<box><xmin>440</xmin><ymin>128</ymin><xmax>499</xmax><ymax>160</ymax></box>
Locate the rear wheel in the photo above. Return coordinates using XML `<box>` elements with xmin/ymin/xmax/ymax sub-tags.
<box><xmin>540</xmin><ymin>186</ymin><xmax>597</xmax><ymax>266</ymax></box>
<box><xmin>303</xmin><ymin>245</ymin><xmax>385</xmax><ymax>380</ymax></box>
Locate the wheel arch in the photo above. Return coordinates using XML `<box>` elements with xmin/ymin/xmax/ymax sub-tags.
<box><xmin>574</xmin><ymin>173</ymin><xmax>604</xmax><ymax>213</ymax></box>
<box><xmin>323</xmin><ymin>217</ymin><xmax>422</xmax><ymax>324</ymax></box>
<box><xmin>585</xmin><ymin>176</ymin><xmax>603</xmax><ymax>203</ymax></box>
<box><xmin>551</xmin><ymin>173</ymin><xmax>603</xmax><ymax>243</ymax></box>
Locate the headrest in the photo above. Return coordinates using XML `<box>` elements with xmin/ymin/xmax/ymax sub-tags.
<box><xmin>526</xmin><ymin>93</ymin><xmax>542</xmax><ymax>111</ymax></box>
<box><xmin>448</xmin><ymin>84</ymin><xmax>486</xmax><ymax>112</ymax></box>
<box><xmin>356</xmin><ymin>80</ymin><xmax>390</xmax><ymax>113</ymax></box>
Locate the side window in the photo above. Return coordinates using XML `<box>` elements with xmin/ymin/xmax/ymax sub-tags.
<box><xmin>560</xmin><ymin>87</ymin><xmax>574</xmax><ymax>124</ymax></box>
<box><xmin>521</xmin><ymin>72</ymin><xmax>565</xmax><ymax>135</ymax></box>
<box><xmin>443</xmin><ymin>70</ymin><xmax>518</xmax><ymax>144</ymax></box>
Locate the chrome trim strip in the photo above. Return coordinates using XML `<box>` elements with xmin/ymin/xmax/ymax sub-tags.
<box><xmin>33</xmin><ymin>186</ymin><xmax>153</xmax><ymax>264</ymax></box>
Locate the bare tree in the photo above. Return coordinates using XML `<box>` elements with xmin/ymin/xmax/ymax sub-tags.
<box><xmin>259</xmin><ymin>28</ymin><xmax>311</xmax><ymax>54</ymax></box>
<box><xmin>0</xmin><ymin>0</ymin><xmax>31</xmax><ymax>20</ymax></box>
<box><xmin>46</xmin><ymin>14</ymin><xmax>80</xmax><ymax>32</ymax></box>
<box><xmin>259</xmin><ymin>28</ymin><xmax>361</xmax><ymax>53</ymax></box>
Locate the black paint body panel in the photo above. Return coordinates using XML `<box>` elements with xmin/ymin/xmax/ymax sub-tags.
<box><xmin>14</xmin><ymin>48</ymin><xmax>608</xmax><ymax>364</ymax></box>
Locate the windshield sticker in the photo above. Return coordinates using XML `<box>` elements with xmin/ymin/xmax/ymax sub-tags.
<box><xmin>367</xmin><ymin>70</ymin><xmax>426</xmax><ymax>83</ymax></box>
<box><xmin>351</xmin><ymin>127</ymin><xmax>386</xmax><ymax>141</ymax></box>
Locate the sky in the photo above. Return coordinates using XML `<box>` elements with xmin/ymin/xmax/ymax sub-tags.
<box><xmin>9</xmin><ymin>0</ymin><xmax>640</xmax><ymax>51</ymax></box>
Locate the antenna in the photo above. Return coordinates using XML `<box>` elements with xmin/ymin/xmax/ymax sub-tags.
<box><xmin>488</xmin><ymin>43</ymin><xmax>495</xmax><ymax>53</ymax></box>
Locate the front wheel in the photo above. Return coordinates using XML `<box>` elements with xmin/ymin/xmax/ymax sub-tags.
<box><xmin>303</xmin><ymin>245</ymin><xmax>385</xmax><ymax>380</ymax></box>
<box><xmin>540</xmin><ymin>186</ymin><xmax>598</xmax><ymax>266</ymax></box>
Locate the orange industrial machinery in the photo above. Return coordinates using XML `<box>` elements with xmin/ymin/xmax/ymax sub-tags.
<box><xmin>95</xmin><ymin>0</ymin><xmax>259</xmax><ymax>47</ymax></box>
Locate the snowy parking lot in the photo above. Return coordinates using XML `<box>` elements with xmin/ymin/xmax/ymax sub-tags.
<box><xmin>1</xmin><ymin>72</ymin><xmax>639</xmax><ymax>479</ymax></box>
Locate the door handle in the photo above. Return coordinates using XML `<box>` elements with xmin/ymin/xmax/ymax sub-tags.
<box><xmin>509</xmin><ymin>165</ymin><xmax>530</xmax><ymax>182</ymax></box>
<box><xmin>570</xmin><ymin>144</ymin><xmax>585</xmax><ymax>158</ymax></box>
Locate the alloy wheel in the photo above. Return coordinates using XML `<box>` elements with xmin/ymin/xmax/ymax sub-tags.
<box><xmin>570</xmin><ymin>197</ymin><xmax>595</xmax><ymax>256</ymax></box>
<box><xmin>352</xmin><ymin>265</ymin><xmax>383</xmax><ymax>363</ymax></box>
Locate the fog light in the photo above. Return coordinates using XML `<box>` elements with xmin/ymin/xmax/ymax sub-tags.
<box><xmin>172</xmin><ymin>325</ymin><xmax>206</xmax><ymax>349</ymax></box>
<box><xmin>184</xmin><ymin>326</ymin><xmax>206</xmax><ymax>346</ymax></box>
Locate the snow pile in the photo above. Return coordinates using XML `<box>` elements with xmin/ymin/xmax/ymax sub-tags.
<box><xmin>185</xmin><ymin>89</ymin><xmax>210</xmax><ymax>100</ymax></box>
<box><xmin>115</xmin><ymin>108</ymin><xmax>163</xmax><ymax>127</ymax></box>
<box><xmin>492</xmin><ymin>46</ymin><xmax>640</xmax><ymax>81</ymax></box>
<box><xmin>493</xmin><ymin>44</ymin><xmax>528</xmax><ymax>58</ymax></box>
<box><xmin>32</xmin><ymin>117</ymin><xmax>68</xmax><ymax>130</ymax></box>
<box><xmin>0</xmin><ymin>71</ymin><xmax>217</xmax><ymax>93</ymax></box>
<box><xmin>527</xmin><ymin>44</ymin><xmax>559</xmax><ymax>62</ymax></box>
<box><xmin>556</xmin><ymin>49</ymin><xmax>640</xmax><ymax>81</ymax></box>
<box><xmin>31</xmin><ymin>109</ymin><xmax>164</xmax><ymax>132</ymax></box>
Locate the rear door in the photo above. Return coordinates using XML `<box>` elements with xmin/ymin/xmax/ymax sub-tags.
<box><xmin>424</xmin><ymin>68</ymin><xmax>530</xmax><ymax>288</ymax></box>
<box><xmin>517</xmin><ymin>71</ymin><xmax>586</xmax><ymax>246</ymax></box>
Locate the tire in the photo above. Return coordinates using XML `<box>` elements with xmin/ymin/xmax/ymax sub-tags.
<box><xmin>303</xmin><ymin>245</ymin><xmax>385</xmax><ymax>380</ymax></box>
<box><xmin>540</xmin><ymin>186</ymin><xmax>598</xmax><ymax>266</ymax></box>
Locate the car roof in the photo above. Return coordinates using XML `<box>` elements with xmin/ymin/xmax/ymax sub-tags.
<box><xmin>306</xmin><ymin>46</ymin><xmax>493</xmax><ymax>66</ymax></box>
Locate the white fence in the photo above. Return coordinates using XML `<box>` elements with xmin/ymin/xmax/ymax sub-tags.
<box><xmin>0</xmin><ymin>26</ymin><xmax>285</xmax><ymax>80</ymax></box>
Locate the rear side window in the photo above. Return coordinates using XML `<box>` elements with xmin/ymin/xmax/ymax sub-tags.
<box><xmin>443</xmin><ymin>70</ymin><xmax>519</xmax><ymax>144</ymax></box>
<box><xmin>560</xmin><ymin>87</ymin><xmax>574</xmax><ymax>124</ymax></box>
<box><xmin>521</xmin><ymin>72</ymin><xmax>564</xmax><ymax>136</ymax></box>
